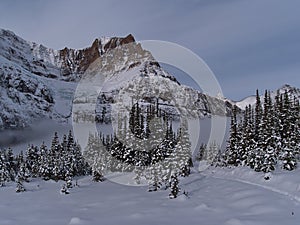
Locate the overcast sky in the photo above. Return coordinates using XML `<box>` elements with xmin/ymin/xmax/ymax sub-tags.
<box><xmin>0</xmin><ymin>0</ymin><xmax>299</xmax><ymax>100</ymax></box>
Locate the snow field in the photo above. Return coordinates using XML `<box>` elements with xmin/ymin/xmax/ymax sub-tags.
<box><xmin>0</xmin><ymin>167</ymin><xmax>300</xmax><ymax>225</ymax></box>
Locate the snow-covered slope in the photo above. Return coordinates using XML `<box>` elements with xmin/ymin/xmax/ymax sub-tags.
<box><xmin>235</xmin><ymin>95</ymin><xmax>256</xmax><ymax>110</ymax></box>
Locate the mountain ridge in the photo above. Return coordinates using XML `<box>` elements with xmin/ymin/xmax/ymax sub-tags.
<box><xmin>234</xmin><ymin>84</ymin><xmax>300</xmax><ymax>110</ymax></box>
<box><xmin>0</xmin><ymin>28</ymin><xmax>234</xmax><ymax>130</ymax></box>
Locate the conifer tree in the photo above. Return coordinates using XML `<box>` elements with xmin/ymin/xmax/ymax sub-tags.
<box><xmin>148</xmin><ymin>166</ymin><xmax>162</xmax><ymax>192</ymax></box>
<box><xmin>0</xmin><ymin>150</ymin><xmax>11</xmax><ymax>186</ymax></box>
<box><xmin>225</xmin><ymin>105</ymin><xmax>239</xmax><ymax>166</ymax></box>
<box><xmin>15</xmin><ymin>176</ymin><xmax>26</xmax><ymax>193</ymax></box>
<box><xmin>17</xmin><ymin>162</ymin><xmax>29</xmax><ymax>182</ymax></box>
<box><xmin>6</xmin><ymin>148</ymin><xmax>16</xmax><ymax>181</ymax></box>
<box><xmin>196</xmin><ymin>143</ymin><xmax>206</xmax><ymax>161</ymax></box>
<box><xmin>254</xmin><ymin>89</ymin><xmax>263</xmax><ymax>142</ymax></box>
<box><xmin>280</xmin><ymin>144</ymin><xmax>297</xmax><ymax>171</ymax></box>
<box><xmin>169</xmin><ymin>174</ymin><xmax>180</xmax><ymax>199</ymax></box>
<box><xmin>173</xmin><ymin>121</ymin><xmax>192</xmax><ymax>177</ymax></box>
<box><xmin>261</xmin><ymin>91</ymin><xmax>277</xmax><ymax>173</ymax></box>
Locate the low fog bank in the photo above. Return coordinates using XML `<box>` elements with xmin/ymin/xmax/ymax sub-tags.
<box><xmin>0</xmin><ymin>116</ymin><xmax>230</xmax><ymax>154</ymax></box>
<box><xmin>0</xmin><ymin>120</ymin><xmax>71</xmax><ymax>153</ymax></box>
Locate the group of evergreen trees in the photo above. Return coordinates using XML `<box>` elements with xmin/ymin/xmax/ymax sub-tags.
<box><xmin>84</xmin><ymin>101</ymin><xmax>193</xmax><ymax>198</ymax></box>
<box><xmin>223</xmin><ymin>90</ymin><xmax>300</xmax><ymax>173</ymax></box>
<box><xmin>0</xmin><ymin>131</ymin><xmax>91</xmax><ymax>192</ymax></box>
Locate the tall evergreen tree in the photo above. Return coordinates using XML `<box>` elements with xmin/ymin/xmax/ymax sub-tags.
<box><xmin>225</xmin><ymin>105</ymin><xmax>239</xmax><ymax>166</ymax></box>
<box><xmin>169</xmin><ymin>174</ymin><xmax>180</xmax><ymax>199</ymax></box>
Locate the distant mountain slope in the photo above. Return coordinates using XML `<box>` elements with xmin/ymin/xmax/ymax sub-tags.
<box><xmin>234</xmin><ymin>84</ymin><xmax>300</xmax><ymax>110</ymax></box>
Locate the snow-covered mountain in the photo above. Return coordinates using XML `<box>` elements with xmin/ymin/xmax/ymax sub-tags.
<box><xmin>0</xmin><ymin>28</ymin><xmax>233</xmax><ymax>130</ymax></box>
<box><xmin>234</xmin><ymin>84</ymin><xmax>300</xmax><ymax>110</ymax></box>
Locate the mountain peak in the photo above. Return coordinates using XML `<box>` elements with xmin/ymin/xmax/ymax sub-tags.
<box><xmin>102</xmin><ymin>34</ymin><xmax>135</xmax><ymax>52</ymax></box>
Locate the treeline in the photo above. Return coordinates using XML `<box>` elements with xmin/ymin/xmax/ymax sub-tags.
<box><xmin>0</xmin><ymin>131</ymin><xmax>91</xmax><ymax>192</ymax></box>
<box><xmin>221</xmin><ymin>89</ymin><xmax>300</xmax><ymax>174</ymax></box>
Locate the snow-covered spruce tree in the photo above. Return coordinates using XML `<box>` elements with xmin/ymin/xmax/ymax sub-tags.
<box><xmin>0</xmin><ymin>150</ymin><xmax>11</xmax><ymax>186</ymax></box>
<box><xmin>38</xmin><ymin>142</ymin><xmax>51</xmax><ymax>180</ymax></box>
<box><xmin>224</xmin><ymin>105</ymin><xmax>240</xmax><ymax>166</ymax></box>
<box><xmin>15</xmin><ymin>151</ymin><xmax>25</xmax><ymax>175</ymax></box>
<box><xmin>48</xmin><ymin>132</ymin><xmax>62</xmax><ymax>181</ymax></box>
<box><xmin>66</xmin><ymin>130</ymin><xmax>87</xmax><ymax>177</ymax></box>
<box><xmin>289</xmin><ymin>96</ymin><xmax>300</xmax><ymax>160</ymax></box>
<box><xmin>25</xmin><ymin>144</ymin><xmax>40</xmax><ymax>178</ymax></box>
<box><xmin>243</xmin><ymin>105</ymin><xmax>255</xmax><ymax>168</ymax></box>
<box><xmin>251</xmin><ymin>89</ymin><xmax>265</xmax><ymax>171</ymax></box>
<box><xmin>260</xmin><ymin>91</ymin><xmax>277</xmax><ymax>173</ymax></box>
<box><xmin>15</xmin><ymin>176</ymin><xmax>26</xmax><ymax>193</ymax></box>
<box><xmin>84</xmin><ymin>133</ymin><xmax>108</xmax><ymax>177</ymax></box>
<box><xmin>261</xmin><ymin>145</ymin><xmax>277</xmax><ymax>173</ymax></box>
<box><xmin>254</xmin><ymin>89</ymin><xmax>263</xmax><ymax>142</ymax></box>
<box><xmin>133</xmin><ymin>165</ymin><xmax>143</xmax><ymax>185</ymax></box>
<box><xmin>169</xmin><ymin>174</ymin><xmax>180</xmax><ymax>199</ymax></box>
<box><xmin>173</xmin><ymin>121</ymin><xmax>192</xmax><ymax>177</ymax></box>
<box><xmin>235</xmin><ymin>122</ymin><xmax>245</xmax><ymax>166</ymax></box>
<box><xmin>279</xmin><ymin>91</ymin><xmax>298</xmax><ymax>171</ymax></box>
<box><xmin>65</xmin><ymin>171</ymin><xmax>73</xmax><ymax>188</ymax></box>
<box><xmin>17</xmin><ymin>162</ymin><xmax>30</xmax><ymax>183</ymax></box>
<box><xmin>196</xmin><ymin>143</ymin><xmax>206</xmax><ymax>161</ymax></box>
<box><xmin>235</xmin><ymin>109</ymin><xmax>249</xmax><ymax>167</ymax></box>
<box><xmin>280</xmin><ymin>144</ymin><xmax>297</xmax><ymax>171</ymax></box>
<box><xmin>273</xmin><ymin>92</ymin><xmax>285</xmax><ymax>164</ymax></box>
<box><xmin>0</xmin><ymin>168</ymin><xmax>7</xmax><ymax>187</ymax></box>
<box><xmin>74</xmin><ymin>143</ymin><xmax>87</xmax><ymax>176</ymax></box>
<box><xmin>247</xmin><ymin>106</ymin><xmax>258</xmax><ymax>169</ymax></box>
<box><xmin>207</xmin><ymin>141</ymin><xmax>221</xmax><ymax>166</ymax></box>
<box><xmin>146</xmin><ymin>116</ymin><xmax>165</xmax><ymax>190</ymax></box>
<box><xmin>148</xmin><ymin>165</ymin><xmax>162</xmax><ymax>192</ymax></box>
<box><xmin>6</xmin><ymin>148</ymin><xmax>16</xmax><ymax>181</ymax></box>
<box><xmin>292</xmin><ymin>96</ymin><xmax>300</xmax><ymax>159</ymax></box>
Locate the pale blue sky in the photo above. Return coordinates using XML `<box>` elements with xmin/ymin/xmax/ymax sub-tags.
<box><xmin>0</xmin><ymin>0</ymin><xmax>299</xmax><ymax>100</ymax></box>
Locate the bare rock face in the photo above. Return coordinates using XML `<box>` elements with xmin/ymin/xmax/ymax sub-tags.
<box><xmin>58</xmin><ymin>41</ymin><xmax>100</xmax><ymax>80</ymax></box>
<box><xmin>103</xmin><ymin>34</ymin><xmax>135</xmax><ymax>52</ymax></box>
<box><xmin>58</xmin><ymin>34</ymin><xmax>136</xmax><ymax>81</ymax></box>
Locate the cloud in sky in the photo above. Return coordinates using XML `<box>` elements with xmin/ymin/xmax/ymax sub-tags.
<box><xmin>0</xmin><ymin>0</ymin><xmax>299</xmax><ymax>100</ymax></box>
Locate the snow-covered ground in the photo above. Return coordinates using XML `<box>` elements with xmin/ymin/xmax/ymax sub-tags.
<box><xmin>0</xmin><ymin>166</ymin><xmax>299</xmax><ymax>225</ymax></box>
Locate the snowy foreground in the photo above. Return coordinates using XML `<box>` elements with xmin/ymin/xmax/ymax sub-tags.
<box><xmin>0</xmin><ymin>167</ymin><xmax>299</xmax><ymax>225</ymax></box>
